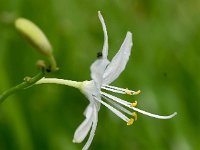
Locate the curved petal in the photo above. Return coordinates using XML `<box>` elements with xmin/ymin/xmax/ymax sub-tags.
<box><xmin>83</xmin><ymin>103</ymin><xmax>94</xmax><ymax>117</ymax></box>
<box><xmin>103</xmin><ymin>32</ymin><xmax>133</xmax><ymax>85</ymax></box>
<box><xmin>90</xmin><ymin>59</ymin><xmax>109</xmax><ymax>89</ymax></box>
<box><xmin>98</xmin><ymin>11</ymin><xmax>108</xmax><ymax>59</ymax></box>
<box><xmin>82</xmin><ymin>105</ymin><xmax>98</xmax><ymax>150</ymax></box>
<box><xmin>73</xmin><ymin>104</ymin><xmax>94</xmax><ymax>143</ymax></box>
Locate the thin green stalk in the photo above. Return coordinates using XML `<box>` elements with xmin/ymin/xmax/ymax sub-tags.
<box><xmin>48</xmin><ymin>55</ymin><xmax>58</xmax><ymax>72</ymax></box>
<box><xmin>36</xmin><ymin>78</ymin><xmax>83</xmax><ymax>89</ymax></box>
<box><xmin>0</xmin><ymin>71</ymin><xmax>45</xmax><ymax>104</ymax></box>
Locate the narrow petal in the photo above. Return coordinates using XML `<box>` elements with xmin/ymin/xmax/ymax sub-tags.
<box><xmin>73</xmin><ymin>104</ymin><xmax>94</xmax><ymax>143</ymax></box>
<box><xmin>103</xmin><ymin>32</ymin><xmax>133</xmax><ymax>84</ymax></box>
<box><xmin>83</xmin><ymin>103</ymin><xmax>94</xmax><ymax>117</ymax></box>
<box><xmin>90</xmin><ymin>59</ymin><xmax>109</xmax><ymax>89</ymax></box>
<box><xmin>98</xmin><ymin>11</ymin><xmax>108</xmax><ymax>59</ymax></box>
<box><xmin>82</xmin><ymin>105</ymin><xmax>98</xmax><ymax>150</ymax></box>
<box><xmin>90</xmin><ymin>11</ymin><xmax>110</xmax><ymax>88</ymax></box>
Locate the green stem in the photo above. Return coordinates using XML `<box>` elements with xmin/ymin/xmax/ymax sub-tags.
<box><xmin>36</xmin><ymin>78</ymin><xmax>83</xmax><ymax>89</ymax></box>
<box><xmin>0</xmin><ymin>71</ymin><xmax>45</xmax><ymax>104</ymax></box>
<box><xmin>48</xmin><ymin>55</ymin><xmax>58</xmax><ymax>72</ymax></box>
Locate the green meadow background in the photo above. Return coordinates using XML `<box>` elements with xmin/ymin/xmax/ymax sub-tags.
<box><xmin>0</xmin><ymin>0</ymin><xmax>200</xmax><ymax>150</ymax></box>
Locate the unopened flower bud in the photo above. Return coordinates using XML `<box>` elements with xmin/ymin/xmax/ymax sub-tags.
<box><xmin>15</xmin><ymin>18</ymin><xmax>52</xmax><ymax>56</ymax></box>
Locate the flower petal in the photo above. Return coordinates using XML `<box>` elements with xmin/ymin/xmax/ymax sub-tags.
<box><xmin>82</xmin><ymin>105</ymin><xmax>98</xmax><ymax>150</ymax></box>
<box><xmin>90</xmin><ymin>59</ymin><xmax>109</xmax><ymax>89</ymax></box>
<box><xmin>103</xmin><ymin>32</ymin><xmax>133</xmax><ymax>84</ymax></box>
<box><xmin>90</xmin><ymin>11</ymin><xmax>110</xmax><ymax>88</ymax></box>
<box><xmin>73</xmin><ymin>104</ymin><xmax>94</xmax><ymax>143</ymax></box>
<box><xmin>98</xmin><ymin>11</ymin><xmax>108</xmax><ymax>59</ymax></box>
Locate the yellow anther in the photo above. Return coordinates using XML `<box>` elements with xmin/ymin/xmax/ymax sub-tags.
<box><xmin>125</xmin><ymin>88</ymin><xmax>133</xmax><ymax>95</ymax></box>
<box><xmin>133</xmin><ymin>90</ymin><xmax>141</xmax><ymax>95</ymax></box>
<box><xmin>132</xmin><ymin>112</ymin><xmax>137</xmax><ymax>121</ymax></box>
<box><xmin>127</xmin><ymin>118</ymin><xmax>134</xmax><ymax>126</ymax></box>
<box><xmin>125</xmin><ymin>89</ymin><xmax>141</xmax><ymax>96</ymax></box>
<box><xmin>130</xmin><ymin>101</ymin><xmax>137</xmax><ymax>107</ymax></box>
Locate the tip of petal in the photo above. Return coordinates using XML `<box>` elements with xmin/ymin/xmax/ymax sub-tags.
<box><xmin>72</xmin><ymin>139</ymin><xmax>78</xmax><ymax>143</ymax></box>
<box><xmin>127</xmin><ymin>32</ymin><xmax>132</xmax><ymax>39</ymax></box>
<box><xmin>125</xmin><ymin>31</ymin><xmax>133</xmax><ymax>47</ymax></box>
<box><xmin>127</xmin><ymin>31</ymin><xmax>132</xmax><ymax>36</ymax></box>
<box><xmin>72</xmin><ymin>137</ymin><xmax>84</xmax><ymax>144</ymax></box>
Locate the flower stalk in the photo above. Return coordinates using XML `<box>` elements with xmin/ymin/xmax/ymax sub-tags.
<box><xmin>36</xmin><ymin>78</ymin><xmax>83</xmax><ymax>89</ymax></box>
<box><xmin>0</xmin><ymin>17</ymin><xmax>59</xmax><ymax>104</ymax></box>
<box><xmin>0</xmin><ymin>71</ymin><xmax>45</xmax><ymax>104</ymax></box>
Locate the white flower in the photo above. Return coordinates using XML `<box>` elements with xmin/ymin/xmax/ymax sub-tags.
<box><xmin>73</xmin><ymin>11</ymin><xmax>177</xmax><ymax>150</ymax></box>
<box><xmin>36</xmin><ymin>11</ymin><xmax>177</xmax><ymax>150</ymax></box>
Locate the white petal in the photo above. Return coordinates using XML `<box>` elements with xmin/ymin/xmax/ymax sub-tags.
<box><xmin>73</xmin><ymin>104</ymin><xmax>94</xmax><ymax>143</ymax></box>
<box><xmin>82</xmin><ymin>105</ymin><xmax>98</xmax><ymax>150</ymax></box>
<box><xmin>90</xmin><ymin>59</ymin><xmax>109</xmax><ymax>89</ymax></box>
<box><xmin>90</xmin><ymin>11</ymin><xmax>110</xmax><ymax>88</ymax></box>
<box><xmin>103</xmin><ymin>32</ymin><xmax>133</xmax><ymax>84</ymax></box>
<box><xmin>83</xmin><ymin>103</ymin><xmax>94</xmax><ymax>117</ymax></box>
<box><xmin>98</xmin><ymin>11</ymin><xmax>108</xmax><ymax>59</ymax></box>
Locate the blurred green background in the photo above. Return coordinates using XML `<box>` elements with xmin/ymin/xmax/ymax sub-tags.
<box><xmin>0</xmin><ymin>0</ymin><xmax>200</xmax><ymax>150</ymax></box>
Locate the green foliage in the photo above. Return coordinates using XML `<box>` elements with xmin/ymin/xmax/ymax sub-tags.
<box><xmin>0</xmin><ymin>0</ymin><xmax>200</xmax><ymax>149</ymax></box>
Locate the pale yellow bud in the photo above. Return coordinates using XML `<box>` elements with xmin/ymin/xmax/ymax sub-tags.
<box><xmin>15</xmin><ymin>18</ymin><xmax>52</xmax><ymax>56</ymax></box>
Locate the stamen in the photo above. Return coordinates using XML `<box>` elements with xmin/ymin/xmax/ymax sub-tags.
<box><xmin>93</xmin><ymin>96</ymin><xmax>130</xmax><ymax>123</ymax></box>
<box><xmin>102</xmin><ymin>84</ymin><xmax>140</xmax><ymax>95</ymax></box>
<box><xmin>130</xmin><ymin>107</ymin><xmax>177</xmax><ymax>120</ymax></box>
<box><xmin>127</xmin><ymin>118</ymin><xmax>134</xmax><ymax>126</ymax></box>
<box><xmin>132</xmin><ymin>112</ymin><xmax>137</xmax><ymax>121</ymax></box>
<box><xmin>130</xmin><ymin>101</ymin><xmax>137</xmax><ymax>107</ymax></box>
<box><xmin>125</xmin><ymin>90</ymin><xmax>133</xmax><ymax>95</ymax></box>
<box><xmin>125</xmin><ymin>89</ymin><xmax>141</xmax><ymax>95</ymax></box>
<box><xmin>102</xmin><ymin>84</ymin><xmax>125</xmax><ymax>91</ymax></box>
<box><xmin>101</xmin><ymin>91</ymin><xmax>177</xmax><ymax>120</ymax></box>
<box><xmin>101</xmin><ymin>86</ymin><xmax>125</xmax><ymax>94</ymax></box>
<box><xmin>102</xmin><ymin>95</ymin><xmax>133</xmax><ymax>116</ymax></box>
<box><xmin>101</xmin><ymin>91</ymin><xmax>131</xmax><ymax>106</ymax></box>
<box><xmin>133</xmin><ymin>90</ymin><xmax>141</xmax><ymax>95</ymax></box>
